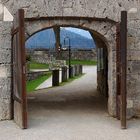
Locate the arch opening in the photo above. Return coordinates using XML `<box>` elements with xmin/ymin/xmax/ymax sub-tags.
<box><xmin>25</xmin><ymin>25</ymin><xmax>112</xmax><ymax>128</ymax></box>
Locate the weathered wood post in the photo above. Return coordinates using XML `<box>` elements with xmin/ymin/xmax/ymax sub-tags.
<box><xmin>72</xmin><ymin>66</ymin><xmax>75</xmax><ymax>77</ymax></box>
<box><xmin>69</xmin><ymin>66</ymin><xmax>74</xmax><ymax>78</ymax></box>
<box><xmin>62</xmin><ymin>66</ymin><xmax>68</xmax><ymax>82</ymax></box>
<box><xmin>53</xmin><ymin>26</ymin><xmax>61</xmax><ymax>59</ymax></box>
<box><xmin>75</xmin><ymin>65</ymin><xmax>79</xmax><ymax>76</ymax></box>
<box><xmin>79</xmin><ymin>65</ymin><xmax>83</xmax><ymax>75</ymax></box>
<box><xmin>52</xmin><ymin>69</ymin><xmax>59</xmax><ymax>86</ymax></box>
<box><xmin>120</xmin><ymin>11</ymin><xmax>127</xmax><ymax>129</ymax></box>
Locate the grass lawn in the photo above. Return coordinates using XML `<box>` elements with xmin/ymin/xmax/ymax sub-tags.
<box><xmin>66</xmin><ymin>60</ymin><xmax>97</xmax><ymax>66</ymax></box>
<box><xmin>29</xmin><ymin>61</ymin><xmax>49</xmax><ymax>69</ymax></box>
<box><xmin>26</xmin><ymin>72</ymin><xmax>52</xmax><ymax>93</ymax></box>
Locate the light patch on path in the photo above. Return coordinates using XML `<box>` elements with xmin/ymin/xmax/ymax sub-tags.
<box><xmin>36</xmin><ymin>70</ymin><xmax>62</xmax><ymax>90</ymax></box>
<box><xmin>36</xmin><ymin>75</ymin><xmax>53</xmax><ymax>89</ymax></box>
<box><xmin>30</xmin><ymin>69</ymin><xmax>49</xmax><ymax>72</ymax></box>
<box><xmin>0</xmin><ymin>66</ymin><xmax>140</xmax><ymax>140</ymax></box>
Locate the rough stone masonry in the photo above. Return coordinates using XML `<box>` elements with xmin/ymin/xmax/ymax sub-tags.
<box><xmin>0</xmin><ymin>21</ymin><xmax>12</xmax><ymax>120</ymax></box>
<box><xmin>0</xmin><ymin>0</ymin><xmax>140</xmax><ymax>120</ymax></box>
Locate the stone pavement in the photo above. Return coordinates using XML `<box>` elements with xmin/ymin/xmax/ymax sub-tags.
<box><xmin>0</xmin><ymin>66</ymin><xmax>140</xmax><ymax>140</ymax></box>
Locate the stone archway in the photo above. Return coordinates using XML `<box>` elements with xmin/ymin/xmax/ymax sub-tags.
<box><xmin>24</xmin><ymin>17</ymin><xmax>117</xmax><ymax>117</ymax></box>
<box><xmin>0</xmin><ymin>0</ymin><xmax>139</xmax><ymax>130</ymax></box>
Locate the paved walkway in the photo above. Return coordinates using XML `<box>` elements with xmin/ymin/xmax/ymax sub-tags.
<box><xmin>30</xmin><ymin>69</ymin><xmax>49</xmax><ymax>72</ymax></box>
<box><xmin>36</xmin><ymin>75</ymin><xmax>52</xmax><ymax>89</ymax></box>
<box><xmin>0</xmin><ymin>66</ymin><xmax>140</xmax><ymax>140</ymax></box>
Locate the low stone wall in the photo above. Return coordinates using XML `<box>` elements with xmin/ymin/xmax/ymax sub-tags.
<box><xmin>28</xmin><ymin>49</ymin><xmax>97</xmax><ymax>64</ymax></box>
<box><xmin>61</xmin><ymin>49</ymin><xmax>97</xmax><ymax>61</ymax></box>
<box><xmin>27</xmin><ymin>71</ymin><xmax>49</xmax><ymax>81</ymax></box>
<box><xmin>31</xmin><ymin>54</ymin><xmax>50</xmax><ymax>64</ymax></box>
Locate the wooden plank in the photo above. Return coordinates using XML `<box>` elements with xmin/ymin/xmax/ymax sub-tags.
<box><xmin>116</xmin><ymin>23</ymin><xmax>121</xmax><ymax>120</ymax></box>
<box><xmin>12</xmin><ymin>9</ymin><xmax>27</xmax><ymax>129</ymax></box>
<box><xmin>24</xmin><ymin>16</ymin><xmax>117</xmax><ymax>24</ymax></box>
<box><xmin>19</xmin><ymin>9</ymin><xmax>27</xmax><ymax>129</ymax></box>
<box><xmin>120</xmin><ymin>11</ymin><xmax>127</xmax><ymax>129</ymax></box>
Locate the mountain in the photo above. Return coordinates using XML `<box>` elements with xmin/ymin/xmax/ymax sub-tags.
<box><xmin>25</xmin><ymin>28</ymin><xmax>96</xmax><ymax>49</ymax></box>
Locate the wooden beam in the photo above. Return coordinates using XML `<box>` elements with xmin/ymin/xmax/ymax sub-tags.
<box><xmin>24</xmin><ymin>16</ymin><xmax>117</xmax><ymax>24</ymax></box>
<box><xmin>53</xmin><ymin>26</ymin><xmax>61</xmax><ymax>59</ymax></box>
<box><xmin>116</xmin><ymin>23</ymin><xmax>121</xmax><ymax>120</ymax></box>
<box><xmin>120</xmin><ymin>11</ymin><xmax>127</xmax><ymax>129</ymax></box>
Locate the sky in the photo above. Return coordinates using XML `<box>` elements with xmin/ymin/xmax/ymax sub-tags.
<box><xmin>63</xmin><ymin>27</ymin><xmax>93</xmax><ymax>39</ymax></box>
<box><xmin>25</xmin><ymin>27</ymin><xmax>96</xmax><ymax>49</ymax></box>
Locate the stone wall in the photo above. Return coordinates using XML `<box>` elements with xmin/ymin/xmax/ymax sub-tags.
<box><xmin>0</xmin><ymin>0</ymin><xmax>140</xmax><ymax>120</ymax></box>
<box><xmin>61</xmin><ymin>49</ymin><xmax>97</xmax><ymax>61</ymax></box>
<box><xmin>30</xmin><ymin>49</ymin><xmax>97</xmax><ymax>63</ymax></box>
<box><xmin>31</xmin><ymin>53</ymin><xmax>50</xmax><ymax>64</ymax></box>
<box><xmin>27</xmin><ymin>71</ymin><xmax>49</xmax><ymax>81</ymax></box>
<box><xmin>0</xmin><ymin>21</ymin><xmax>12</xmax><ymax>120</ymax></box>
<box><xmin>25</xmin><ymin>18</ymin><xmax>117</xmax><ymax>117</ymax></box>
<box><xmin>127</xmin><ymin>13</ymin><xmax>140</xmax><ymax>118</ymax></box>
<box><xmin>2</xmin><ymin>0</ymin><xmax>140</xmax><ymax>22</ymax></box>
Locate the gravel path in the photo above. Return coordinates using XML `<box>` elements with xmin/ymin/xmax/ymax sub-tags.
<box><xmin>0</xmin><ymin>66</ymin><xmax>140</xmax><ymax>140</ymax></box>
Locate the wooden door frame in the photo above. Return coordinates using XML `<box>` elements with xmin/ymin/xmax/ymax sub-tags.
<box><xmin>11</xmin><ymin>9</ymin><xmax>27</xmax><ymax>129</ymax></box>
<box><xmin>116</xmin><ymin>11</ymin><xmax>127</xmax><ymax>129</ymax></box>
<box><xmin>11</xmin><ymin>9</ymin><xmax>127</xmax><ymax>129</ymax></box>
<box><xmin>120</xmin><ymin>11</ymin><xmax>127</xmax><ymax>129</ymax></box>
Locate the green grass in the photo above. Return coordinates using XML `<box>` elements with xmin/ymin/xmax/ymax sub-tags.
<box><xmin>60</xmin><ymin>73</ymin><xmax>85</xmax><ymax>86</ymax></box>
<box><xmin>29</xmin><ymin>61</ymin><xmax>49</xmax><ymax>70</ymax></box>
<box><xmin>66</xmin><ymin>60</ymin><xmax>97</xmax><ymax>66</ymax></box>
<box><xmin>26</xmin><ymin>72</ymin><xmax>52</xmax><ymax>93</ymax></box>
